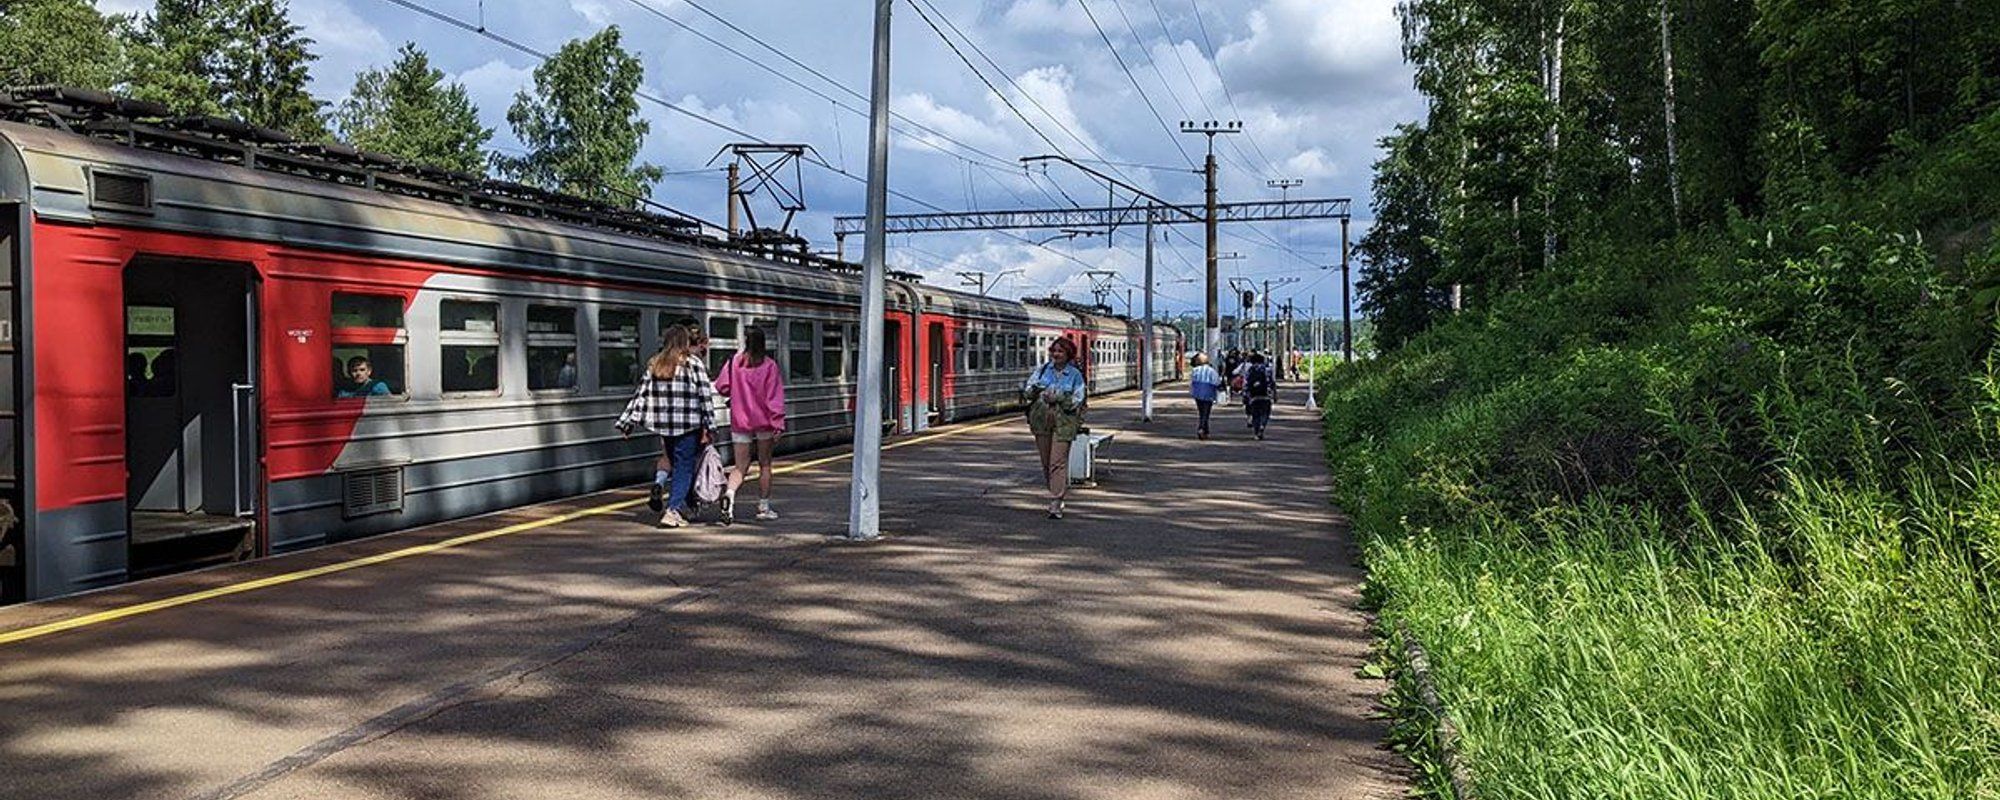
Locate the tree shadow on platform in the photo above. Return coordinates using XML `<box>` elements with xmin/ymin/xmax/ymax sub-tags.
<box><xmin>0</xmin><ymin>389</ymin><xmax>1398</xmax><ymax>800</ymax></box>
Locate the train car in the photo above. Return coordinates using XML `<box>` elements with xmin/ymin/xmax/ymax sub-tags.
<box><xmin>0</xmin><ymin>91</ymin><xmax>1183</xmax><ymax>603</ymax></box>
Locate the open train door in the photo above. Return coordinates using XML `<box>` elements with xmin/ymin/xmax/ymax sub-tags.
<box><xmin>0</xmin><ymin>204</ymin><xmax>22</xmax><ymax>604</ymax></box>
<box><xmin>883</xmin><ymin>318</ymin><xmax>904</xmax><ymax>433</ymax></box>
<box><xmin>925</xmin><ymin>321</ymin><xmax>945</xmax><ymax>429</ymax></box>
<box><xmin>123</xmin><ymin>258</ymin><xmax>259</xmax><ymax>577</ymax></box>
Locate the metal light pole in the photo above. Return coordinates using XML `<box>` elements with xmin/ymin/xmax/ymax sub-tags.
<box><xmin>1141</xmin><ymin>211</ymin><xmax>1156</xmax><ymax>421</ymax></box>
<box><xmin>848</xmin><ymin>0</ymin><xmax>892</xmax><ymax>542</ymax></box>
<box><xmin>1306</xmin><ymin>295</ymin><xmax>1320</xmax><ymax>411</ymax></box>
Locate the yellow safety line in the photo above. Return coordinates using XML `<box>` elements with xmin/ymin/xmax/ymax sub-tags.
<box><xmin>0</xmin><ymin>414</ymin><xmax>1019</xmax><ymax>647</ymax></box>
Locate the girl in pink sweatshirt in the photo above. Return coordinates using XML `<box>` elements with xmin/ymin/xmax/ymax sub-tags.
<box><xmin>713</xmin><ymin>326</ymin><xmax>786</xmax><ymax>521</ymax></box>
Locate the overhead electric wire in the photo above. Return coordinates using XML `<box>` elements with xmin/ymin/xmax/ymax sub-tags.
<box><xmin>1146</xmin><ymin>0</ymin><xmax>1218</xmax><ymax>121</ymax></box>
<box><xmin>901</xmin><ymin>0</ymin><xmax>1074</xmax><ymax>165</ymax></box>
<box><xmin>1107</xmin><ymin>0</ymin><xmax>1263</xmax><ymax>180</ymax></box>
<box><xmin>905</xmin><ymin>0</ymin><xmax>1120</xmax><ymax>171</ymax></box>
<box><xmin>610</xmin><ymin>0</ymin><xmax>1021</xmax><ymax>175</ymax></box>
<box><xmin>1075</xmin><ymin>0</ymin><xmax>1196</xmax><ymax>168</ymax></box>
<box><xmin>379</xmin><ymin>0</ymin><xmax>1161</xmax><ymax>301</ymax></box>
<box><xmin>906</xmin><ymin>0</ymin><xmax>1175</xmax><ymax>224</ymax></box>
<box><xmin>1107</xmin><ymin>0</ymin><xmax>1193</xmax><ymax>123</ymax></box>
<box><xmin>801</xmin><ymin>155</ymin><xmax>1122</xmax><ymax>276</ymax></box>
<box><xmin>613</xmin><ymin>0</ymin><xmax>1121</xmax><ymax>248</ymax></box>
<box><xmin>375</xmin><ymin>0</ymin><xmax>766</xmax><ymax>141</ymax></box>
<box><xmin>1183</xmin><ymin>0</ymin><xmax>1282</xmax><ymax>177</ymax></box>
<box><xmin>615</xmin><ymin>0</ymin><xmax>1082</xmax><ymax>221</ymax></box>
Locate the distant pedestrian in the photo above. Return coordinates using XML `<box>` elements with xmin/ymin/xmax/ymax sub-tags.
<box><xmin>1189</xmin><ymin>352</ymin><xmax>1221</xmax><ymax>439</ymax></box>
<box><xmin>715</xmin><ymin>326</ymin><xmax>785</xmax><ymax>522</ymax></box>
<box><xmin>1243</xmin><ymin>351</ymin><xmax>1275</xmax><ymax>440</ymax></box>
<box><xmin>1223</xmin><ymin>348</ymin><xmax>1244</xmax><ymax>401</ymax></box>
<box><xmin>1023</xmin><ymin>337</ymin><xmax>1086</xmax><ymax>519</ymax></box>
<box><xmin>616</xmin><ymin>325</ymin><xmax>716</xmax><ymax>528</ymax></box>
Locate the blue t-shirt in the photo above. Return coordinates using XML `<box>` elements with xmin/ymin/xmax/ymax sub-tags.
<box><xmin>337</xmin><ymin>380</ymin><xmax>391</xmax><ymax>398</ymax></box>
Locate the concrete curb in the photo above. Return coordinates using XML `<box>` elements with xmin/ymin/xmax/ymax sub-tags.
<box><xmin>1396</xmin><ymin>621</ymin><xmax>1478</xmax><ymax>800</ymax></box>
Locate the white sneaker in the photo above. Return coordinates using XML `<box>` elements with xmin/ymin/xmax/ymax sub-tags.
<box><xmin>659</xmin><ymin>509</ymin><xmax>686</xmax><ymax>528</ymax></box>
<box><xmin>755</xmin><ymin>501</ymin><xmax>778</xmax><ymax>521</ymax></box>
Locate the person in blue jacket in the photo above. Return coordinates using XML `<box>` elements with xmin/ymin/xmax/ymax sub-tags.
<box><xmin>1188</xmin><ymin>352</ymin><xmax>1221</xmax><ymax>440</ymax></box>
<box><xmin>1023</xmin><ymin>337</ymin><xmax>1086</xmax><ymax>519</ymax></box>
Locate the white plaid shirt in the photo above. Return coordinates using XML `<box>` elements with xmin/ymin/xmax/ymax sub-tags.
<box><xmin>615</xmin><ymin>356</ymin><xmax>715</xmax><ymax>437</ymax></box>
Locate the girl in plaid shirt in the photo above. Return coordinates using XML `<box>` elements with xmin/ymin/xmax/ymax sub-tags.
<box><xmin>616</xmin><ymin>325</ymin><xmax>716</xmax><ymax>527</ymax></box>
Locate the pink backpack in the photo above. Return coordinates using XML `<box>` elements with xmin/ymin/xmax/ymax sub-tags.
<box><xmin>694</xmin><ymin>445</ymin><xmax>727</xmax><ymax>504</ymax></box>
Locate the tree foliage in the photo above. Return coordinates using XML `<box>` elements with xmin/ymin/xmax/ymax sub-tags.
<box><xmin>335</xmin><ymin>43</ymin><xmax>492</xmax><ymax>175</ymax></box>
<box><xmin>495</xmin><ymin>27</ymin><xmax>663</xmax><ymax>207</ymax></box>
<box><xmin>0</xmin><ymin>0</ymin><xmax>127</xmax><ymax>90</ymax></box>
<box><xmin>125</xmin><ymin>0</ymin><xmax>326</xmax><ymax>139</ymax></box>
<box><xmin>1360</xmin><ymin>0</ymin><xmax>2000</xmax><ymax>349</ymax></box>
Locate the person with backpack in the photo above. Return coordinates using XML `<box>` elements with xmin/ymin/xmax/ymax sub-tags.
<box><xmin>615</xmin><ymin>325</ymin><xmax>716</xmax><ymax>528</ymax></box>
<box><xmin>1188</xmin><ymin>352</ymin><xmax>1221</xmax><ymax>440</ymax></box>
<box><xmin>1242</xmin><ymin>351</ymin><xmax>1276</xmax><ymax>440</ymax></box>
<box><xmin>714</xmin><ymin>326</ymin><xmax>785</xmax><ymax>522</ymax></box>
<box><xmin>1022</xmin><ymin>337</ymin><xmax>1086</xmax><ymax>519</ymax></box>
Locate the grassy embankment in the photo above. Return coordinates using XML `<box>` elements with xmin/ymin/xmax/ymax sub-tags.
<box><xmin>1323</xmin><ymin>113</ymin><xmax>2000</xmax><ymax>798</ymax></box>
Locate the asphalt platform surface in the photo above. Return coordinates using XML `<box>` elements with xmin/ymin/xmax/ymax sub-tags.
<box><xmin>0</xmin><ymin>384</ymin><xmax>1402</xmax><ymax>800</ymax></box>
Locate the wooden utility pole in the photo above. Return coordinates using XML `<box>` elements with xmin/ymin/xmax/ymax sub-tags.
<box><xmin>1180</xmin><ymin>120</ymin><xmax>1241</xmax><ymax>358</ymax></box>
<box><xmin>725</xmin><ymin>160</ymin><xmax>740</xmax><ymax>237</ymax></box>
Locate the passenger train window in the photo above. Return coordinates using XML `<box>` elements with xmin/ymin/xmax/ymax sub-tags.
<box><xmin>598</xmin><ymin>308</ymin><xmax>642</xmax><ymax>390</ymax></box>
<box><xmin>820</xmin><ymin>325</ymin><xmax>846</xmax><ymax>380</ymax></box>
<box><xmin>527</xmin><ymin>305</ymin><xmax>578</xmax><ymax>391</ymax></box>
<box><xmin>330</xmin><ymin>292</ymin><xmax>406</xmax><ymax>398</ymax></box>
<box><xmin>440</xmin><ymin>299</ymin><xmax>499</xmax><ymax>394</ymax></box>
<box><xmin>787</xmin><ymin>321</ymin><xmax>815</xmax><ymax>381</ymax></box>
<box><xmin>707</xmin><ymin>316</ymin><xmax>740</xmax><ymax>375</ymax></box>
<box><xmin>332</xmin><ymin>293</ymin><xmax>403</xmax><ymax>329</ymax></box>
<box><xmin>845</xmin><ymin>325</ymin><xmax>859</xmax><ymax>381</ymax></box>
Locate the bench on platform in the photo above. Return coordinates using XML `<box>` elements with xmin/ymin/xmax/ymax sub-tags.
<box><xmin>1068</xmin><ymin>430</ymin><xmax>1115</xmax><ymax>487</ymax></box>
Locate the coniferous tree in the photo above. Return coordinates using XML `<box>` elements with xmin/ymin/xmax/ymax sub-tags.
<box><xmin>125</xmin><ymin>0</ymin><xmax>233</xmax><ymax>116</ymax></box>
<box><xmin>224</xmin><ymin>0</ymin><xmax>325</xmax><ymax>139</ymax></box>
<box><xmin>495</xmin><ymin>27</ymin><xmax>664</xmax><ymax>207</ymax></box>
<box><xmin>126</xmin><ymin>0</ymin><xmax>326</xmax><ymax>139</ymax></box>
<box><xmin>0</xmin><ymin>0</ymin><xmax>127</xmax><ymax>90</ymax></box>
<box><xmin>335</xmin><ymin>44</ymin><xmax>492</xmax><ymax>174</ymax></box>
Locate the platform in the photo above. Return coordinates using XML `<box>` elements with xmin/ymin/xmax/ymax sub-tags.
<box><xmin>0</xmin><ymin>385</ymin><xmax>1402</xmax><ymax>800</ymax></box>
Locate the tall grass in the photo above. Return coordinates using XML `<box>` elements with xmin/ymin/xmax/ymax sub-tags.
<box><xmin>1324</xmin><ymin>120</ymin><xmax>2000</xmax><ymax>796</ymax></box>
<box><xmin>1366</xmin><ymin>479</ymin><xmax>2000</xmax><ymax>799</ymax></box>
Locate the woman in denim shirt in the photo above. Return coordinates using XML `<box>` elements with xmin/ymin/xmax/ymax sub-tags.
<box><xmin>1023</xmin><ymin>337</ymin><xmax>1087</xmax><ymax>518</ymax></box>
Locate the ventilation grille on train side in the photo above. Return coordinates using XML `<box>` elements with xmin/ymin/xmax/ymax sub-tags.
<box><xmin>342</xmin><ymin>467</ymin><xmax>403</xmax><ymax>518</ymax></box>
<box><xmin>88</xmin><ymin>169</ymin><xmax>153</xmax><ymax>212</ymax></box>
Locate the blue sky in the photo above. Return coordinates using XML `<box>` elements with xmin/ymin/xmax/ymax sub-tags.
<box><xmin>106</xmin><ymin>0</ymin><xmax>1421</xmax><ymax>320</ymax></box>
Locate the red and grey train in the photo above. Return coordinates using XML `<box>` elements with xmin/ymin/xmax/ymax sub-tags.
<box><xmin>0</xmin><ymin>94</ymin><xmax>1183</xmax><ymax>603</ymax></box>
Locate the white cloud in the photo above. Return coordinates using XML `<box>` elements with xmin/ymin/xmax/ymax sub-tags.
<box><xmin>96</xmin><ymin>0</ymin><xmax>154</xmax><ymax>16</ymax></box>
<box><xmin>1217</xmin><ymin>0</ymin><xmax>1410</xmax><ymax>104</ymax></box>
<box><xmin>570</xmin><ymin>0</ymin><xmax>616</xmax><ymax>27</ymax></box>
<box><xmin>1001</xmin><ymin>0</ymin><xmax>1096</xmax><ymax>36</ymax></box>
